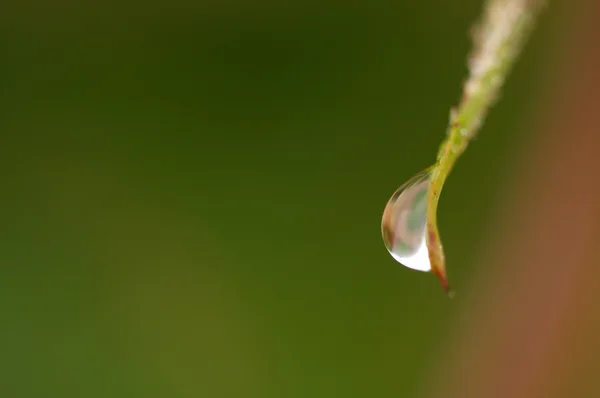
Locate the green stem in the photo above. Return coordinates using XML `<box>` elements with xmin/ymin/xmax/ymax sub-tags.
<box><xmin>426</xmin><ymin>0</ymin><xmax>545</xmax><ymax>293</ymax></box>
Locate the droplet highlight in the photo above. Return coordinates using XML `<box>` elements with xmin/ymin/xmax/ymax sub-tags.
<box><xmin>381</xmin><ymin>170</ymin><xmax>432</xmax><ymax>272</ymax></box>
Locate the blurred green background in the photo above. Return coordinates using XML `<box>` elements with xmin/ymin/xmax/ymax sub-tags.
<box><xmin>0</xmin><ymin>1</ymin><xmax>560</xmax><ymax>397</ymax></box>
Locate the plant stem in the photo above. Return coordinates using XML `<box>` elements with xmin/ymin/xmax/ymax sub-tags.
<box><xmin>426</xmin><ymin>0</ymin><xmax>546</xmax><ymax>293</ymax></box>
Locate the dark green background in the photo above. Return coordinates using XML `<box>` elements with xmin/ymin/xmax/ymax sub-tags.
<box><xmin>0</xmin><ymin>2</ymin><xmax>559</xmax><ymax>397</ymax></box>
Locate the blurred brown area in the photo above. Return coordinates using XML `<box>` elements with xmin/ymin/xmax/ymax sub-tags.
<box><xmin>426</xmin><ymin>1</ymin><xmax>600</xmax><ymax>397</ymax></box>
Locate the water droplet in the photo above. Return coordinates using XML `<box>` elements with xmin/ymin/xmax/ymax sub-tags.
<box><xmin>381</xmin><ymin>170</ymin><xmax>432</xmax><ymax>272</ymax></box>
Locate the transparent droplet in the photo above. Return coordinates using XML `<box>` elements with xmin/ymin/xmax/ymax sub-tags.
<box><xmin>381</xmin><ymin>170</ymin><xmax>432</xmax><ymax>272</ymax></box>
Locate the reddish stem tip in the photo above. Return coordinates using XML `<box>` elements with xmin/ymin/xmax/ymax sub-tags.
<box><xmin>432</xmin><ymin>268</ymin><xmax>454</xmax><ymax>298</ymax></box>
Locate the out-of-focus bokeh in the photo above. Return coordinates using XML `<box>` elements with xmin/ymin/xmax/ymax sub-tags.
<box><xmin>1</xmin><ymin>1</ymin><xmax>596</xmax><ymax>397</ymax></box>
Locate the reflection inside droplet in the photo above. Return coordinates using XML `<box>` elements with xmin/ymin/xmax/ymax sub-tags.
<box><xmin>381</xmin><ymin>170</ymin><xmax>432</xmax><ymax>272</ymax></box>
